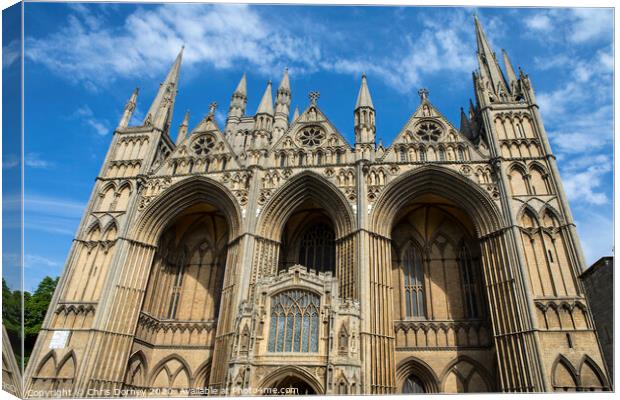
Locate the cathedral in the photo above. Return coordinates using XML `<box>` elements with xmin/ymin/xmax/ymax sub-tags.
<box><xmin>24</xmin><ymin>17</ymin><xmax>611</xmax><ymax>395</ymax></box>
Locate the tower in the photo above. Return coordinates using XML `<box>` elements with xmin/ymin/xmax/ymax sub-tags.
<box><xmin>273</xmin><ymin>68</ymin><xmax>292</xmax><ymax>142</ymax></box>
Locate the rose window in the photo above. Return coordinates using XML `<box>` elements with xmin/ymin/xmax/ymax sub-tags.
<box><xmin>415</xmin><ymin>122</ymin><xmax>442</xmax><ymax>142</ymax></box>
<box><xmin>298</xmin><ymin>127</ymin><xmax>325</xmax><ymax>147</ymax></box>
<box><xmin>191</xmin><ymin>135</ymin><xmax>215</xmax><ymax>155</ymax></box>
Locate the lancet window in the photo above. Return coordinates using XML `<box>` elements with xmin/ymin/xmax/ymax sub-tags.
<box><xmin>403</xmin><ymin>244</ymin><xmax>425</xmax><ymax>317</ymax></box>
<box><xmin>298</xmin><ymin>223</ymin><xmax>335</xmax><ymax>273</ymax></box>
<box><xmin>459</xmin><ymin>245</ymin><xmax>479</xmax><ymax>319</ymax></box>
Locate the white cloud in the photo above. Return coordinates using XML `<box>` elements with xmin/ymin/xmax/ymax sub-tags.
<box><xmin>525</xmin><ymin>14</ymin><xmax>552</xmax><ymax>32</ymax></box>
<box><xmin>569</xmin><ymin>8</ymin><xmax>614</xmax><ymax>44</ymax></box>
<box><xmin>26</xmin><ymin>5</ymin><xmax>480</xmax><ymax>94</ymax></box>
<box><xmin>25</xmin><ymin>153</ymin><xmax>52</xmax><ymax>168</ymax></box>
<box><xmin>562</xmin><ymin>160</ymin><xmax>611</xmax><ymax>205</ymax></box>
<box><xmin>25</xmin><ymin>254</ymin><xmax>61</xmax><ymax>270</ymax></box>
<box><xmin>574</xmin><ymin>208</ymin><xmax>614</xmax><ymax>265</ymax></box>
<box><xmin>26</xmin><ymin>4</ymin><xmax>320</xmax><ymax>88</ymax></box>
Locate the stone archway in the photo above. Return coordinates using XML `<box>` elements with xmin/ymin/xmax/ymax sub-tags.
<box><xmin>363</xmin><ymin>165</ymin><xmax>544</xmax><ymax>393</ymax></box>
<box><xmin>260</xmin><ymin>367</ymin><xmax>323</xmax><ymax>395</ymax></box>
<box><xmin>253</xmin><ymin>171</ymin><xmax>357</xmax><ymax>299</ymax></box>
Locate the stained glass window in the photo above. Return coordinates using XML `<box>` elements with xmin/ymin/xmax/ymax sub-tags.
<box><xmin>403</xmin><ymin>244</ymin><xmax>425</xmax><ymax>318</ymax></box>
<box><xmin>403</xmin><ymin>375</ymin><xmax>425</xmax><ymax>393</ymax></box>
<box><xmin>459</xmin><ymin>245</ymin><xmax>479</xmax><ymax>318</ymax></box>
<box><xmin>298</xmin><ymin>223</ymin><xmax>335</xmax><ymax>273</ymax></box>
<box><xmin>268</xmin><ymin>290</ymin><xmax>320</xmax><ymax>353</ymax></box>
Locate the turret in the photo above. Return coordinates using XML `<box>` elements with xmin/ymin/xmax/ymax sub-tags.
<box><xmin>117</xmin><ymin>87</ymin><xmax>138</xmax><ymax>129</ymax></box>
<box><xmin>225</xmin><ymin>73</ymin><xmax>247</xmax><ymax>133</ymax></box>
<box><xmin>292</xmin><ymin>106</ymin><xmax>300</xmax><ymax>122</ymax></box>
<box><xmin>273</xmin><ymin>68</ymin><xmax>291</xmax><ymax>141</ymax></box>
<box><xmin>354</xmin><ymin>74</ymin><xmax>376</xmax><ymax>146</ymax></box>
<box><xmin>143</xmin><ymin>47</ymin><xmax>183</xmax><ymax>134</ymax></box>
<box><xmin>253</xmin><ymin>81</ymin><xmax>274</xmax><ymax>148</ymax></box>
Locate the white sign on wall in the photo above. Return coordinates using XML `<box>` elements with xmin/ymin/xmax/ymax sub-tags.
<box><xmin>49</xmin><ymin>330</ymin><xmax>70</xmax><ymax>349</ymax></box>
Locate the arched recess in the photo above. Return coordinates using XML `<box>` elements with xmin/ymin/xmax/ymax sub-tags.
<box><xmin>395</xmin><ymin>357</ymin><xmax>440</xmax><ymax>393</ymax></box>
<box><xmin>507</xmin><ymin>164</ymin><xmax>529</xmax><ymax>196</ymax></box>
<box><xmin>257</xmin><ymin>171</ymin><xmax>354</xmax><ymax>241</ymax></box>
<box><xmin>131</xmin><ymin>176</ymin><xmax>242</xmax><ymax>246</ymax></box>
<box><xmin>149</xmin><ymin>354</ymin><xmax>193</xmax><ymax>393</ymax></box>
<box><xmin>578</xmin><ymin>355</ymin><xmax>608</xmax><ymax>391</ymax></box>
<box><xmin>259</xmin><ymin>366</ymin><xmax>324</xmax><ymax>395</ymax></box>
<box><xmin>551</xmin><ymin>355</ymin><xmax>578</xmax><ymax>391</ymax></box>
<box><xmin>255</xmin><ymin>171</ymin><xmax>356</xmax><ymax>299</ymax></box>
<box><xmin>439</xmin><ymin>356</ymin><xmax>494</xmax><ymax>393</ymax></box>
<box><xmin>124</xmin><ymin>351</ymin><xmax>148</xmax><ymax>389</ymax></box>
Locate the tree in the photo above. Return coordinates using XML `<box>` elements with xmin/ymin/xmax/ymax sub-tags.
<box><xmin>24</xmin><ymin>276</ymin><xmax>59</xmax><ymax>362</ymax></box>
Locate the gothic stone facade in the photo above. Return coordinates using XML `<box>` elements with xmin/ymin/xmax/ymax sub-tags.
<box><xmin>24</xmin><ymin>18</ymin><xmax>611</xmax><ymax>395</ymax></box>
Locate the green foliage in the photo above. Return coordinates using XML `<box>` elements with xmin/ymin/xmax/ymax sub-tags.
<box><xmin>2</xmin><ymin>276</ymin><xmax>59</xmax><ymax>366</ymax></box>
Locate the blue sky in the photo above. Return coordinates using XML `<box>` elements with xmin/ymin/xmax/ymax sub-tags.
<box><xmin>10</xmin><ymin>3</ymin><xmax>613</xmax><ymax>291</ymax></box>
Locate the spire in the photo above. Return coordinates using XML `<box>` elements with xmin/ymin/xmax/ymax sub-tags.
<box><xmin>502</xmin><ymin>48</ymin><xmax>518</xmax><ymax>85</ymax></box>
<box><xmin>144</xmin><ymin>46</ymin><xmax>184</xmax><ymax>132</ymax></box>
<box><xmin>292</xmin><ymin>106</ymin><xmax>299</xmax><ymax>121</ymax></box>
<box><xmin>355</xmin><ymin>74</ymin><xmax>374</xmax><ymax>109</ymax></box>
<box><xmin>118</xmin><ymin>87</ymin><xmax>139</xmax><ymax>129</ymax></box>
<box><xmin>235</xmin><ymin>72</ymin><xmax>247</xmax><ymax>96</ymax></box>
<box><xmin>460</xmin><ymin>107</ymin><xmax>472</xmax><ymax>139</ymax></box>
<box><xmin>277</xmin><ymin>68</ymin><xmax>290</xmax><ymax>92</ymax></box>
<box><xmin>256</xmin><ymin>80</ymin><xmax>274</xmax><ymax>115</ymax></box>
<box><xmin>474</xmin><ymin>15</ymin><xmax>507</xmax><ymax>95</ymax></box>
<box><xmin>176</xmin><ymin>110</ymin><xmax>190</xmax><ymax>145</ymax></box>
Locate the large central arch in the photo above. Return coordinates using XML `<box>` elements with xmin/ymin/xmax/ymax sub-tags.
<box><xmin>257</xmin><ymin>171</ymin><xmax>355</xmax><ymax>241</ymax></box>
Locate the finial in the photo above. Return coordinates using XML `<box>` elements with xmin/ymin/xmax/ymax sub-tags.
<box><xmin>418</xmin><ymin>88</ymin><xmax>429</xmax><ymax>101</ymax></box>
<box><xmin>309</xmin><ymin>91</ymin><xmax>320</xmax><ymax>105</ymax></box>
<box><xmin>208</xmin><ymin>102</ymin><xmax>218</xmax><ymax>116</ymax></box>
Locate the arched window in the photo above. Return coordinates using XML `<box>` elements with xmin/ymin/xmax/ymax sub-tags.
<box><xmin>336</xmin><ymin>151</ymin><xmax>342</xmax><ymax>164</ymax></box>
<box><xmin>459</xmin><ymin>245</ymin><xmax>479</xmax><ymax>318</ymax></box>
<box><xmin>400</xmin><ymin>148</ymin><xmax>407</xmax><ymax>162</ymax></box>
<box><xmin>458</xmin><ymin>147</ymin><xmax>465</xmax><ymax>161</ymax></box>
<box><xmin>298</xmin><ymin>223</ymin><xmax>335</xmax><ymax>273</ymax></box>
<box><xmin>316</xmin><ymin>152</ymin><xmax>323</xmax><ymax>165</ymax></box>
<box><xmin>403</xmin><ymin>375</ymin><xmax>426</xmax><ymax>393</ymax></box>
<box><xmin>298</xmin><ymin>152</ymin><xmax>305</xmax><ymax>166</ymax></box>
<box><xmin>439</xmin><ymin>148</ymin><xmax>446</xmax><ymax>161</ymax></box>
<box><xmin>516</xmin><ymin>121</ymin><xmax>526</xmax><ymax>138</ymax></box>
<box><xmin>167</xmin><ymin>253</ymin><xmax>187</xmax><ymax>319</ymax></box>
<box><xmin>419</xmin><ymin>149</ymin><xmax>426</xmax><ymax>162</ymax></box>
<box><xmin>280</xmin><ymin>153</ymin><xmax>286</xmax><ymax>168</ymax></box>
<box><xmin>268</xmin><ymin>290</ymin><xmax>320</xmax><ymax>353</ymax></box>
<box><xmin>403</xmin><ymin>244</ymin><xmax>425</xmax><ymax>317</ymax></box>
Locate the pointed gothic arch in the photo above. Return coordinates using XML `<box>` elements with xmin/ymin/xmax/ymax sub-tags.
<box><xmin>438</xmin><ymin>355</ymin><xmax>494</xmax><ymax>393</ymax></box>
<box><xmin>257</xmin><ymin>171</ymin><xmax>354</xmax><ymax>241</ymax></box>
<box><xmin>259</xmin><ymin>366</ymin><xmax>324</xmax><ymax>394</ymax></box>
<box><xmin>148</xmin><ymin>354</ymin><xmax>193</xmax><ymax>389</ymax></box>
<box><xmin>131</xmin><ymin>175</ymin><xmax>242</xmax><ymax>245</ymax></box>
<box><xmin>577</xmin><ymin>355</ymin><xmax>608</xmax><ymax>390</ymax></box>
<box><xmin>370</xmin><ymin>165</ymin><xmax>502</xmax><ymax>238</ymax></box>
<box><xmin>395</xmin><ymin>356</ymin><xmax>440</xmax><ymax>393</ymax></box>
<box><xmin>551</xmin><ymin>355</ymin><xmax>579</xmax><ymax>391</ymax></box>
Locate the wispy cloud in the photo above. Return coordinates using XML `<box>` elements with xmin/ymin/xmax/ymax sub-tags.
<box><xmin>524</xmin><ymin>8</ymin><xmax>613</xmax><ymax>44</ymax></box>
<box><xmin>3</xmin><ymin>39</ymin><xmax>20</xmax><ymax>69</ymax></box>
<box><xmin>25</xmin><ymin>5</ymin><xmax>483</xmax><ymax>94</ymax></box>
<box><xmin>3</xmin><ymin>153</ymin><xmax>54</xmax><ymax>169</ymax></box>
<box><xmin>71</xmin><ymin>105</ymin><xmax>110</xmax><ymax>136</ymax></box>
<box><xmin>25</xmin><ymin>194</ymin><xmax>85</xmax><ymax>236</ymax></box>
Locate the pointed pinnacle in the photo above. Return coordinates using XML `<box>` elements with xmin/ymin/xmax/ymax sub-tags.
<box><xmin>292</xmin><ymin>106</ymin><xmax>299</xmax><ymax>121</ymax></box>
<box><xmin>235</xmin><ymin>72</ymin><xmax>247</xmax><ymax>96</ymax></box>
<box><xmin>502</xmin><ymin>49</ymin><xmax>517</xmax><ymax>83</ymax></box>
<box><xmin>278</xmin><ymin>68</ymin><xmax>290</xmax><ymax>91</ymax></box>
<box><xmin>181</xmin><ymin>110</ymin><xmax>190</xmax><ymax>126</ymax></box>
<box><xmin>256</xmin><ymin>81</ymin><xmax>274</xmax><ymax>115</ymax></box>
<box><xmin>355</xmin><ymin>74</ymin><xmax>374</xmax><ymax>109</ymax></box>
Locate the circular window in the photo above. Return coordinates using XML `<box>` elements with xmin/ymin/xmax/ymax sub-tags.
<box><xmin>297</xmin><ymin>127</ymin><xmax>325</xmax><ymax>147</ymax></box>
<box><xmin>191</xmin><ymin>135</ymin><xmax>215</xmax><ymax>155</ymax></box>
<box><xmin>415</xmin><ymin>121</ymin><xmax>442</xmax><ymax>142</ymax></box>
